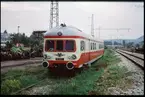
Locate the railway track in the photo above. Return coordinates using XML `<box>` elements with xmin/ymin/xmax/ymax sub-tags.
<box><xmin>12</xmin><ymin>78</ymin><xmax>46</xmax><ymax>95</ymax></box>
<box><xmin>118</xmin><ymin>49</ymin><xmax>144</xmax><ymax>60</ymax></box>
<box><xmin>116</xmin><ymin>49</ymin><xmax>144</xmax><ymax>70</ymax></box>
<box><xmin>1</xmin><ymin>57</ymin><xmax>43</xmax><ymax>69</ymax></box>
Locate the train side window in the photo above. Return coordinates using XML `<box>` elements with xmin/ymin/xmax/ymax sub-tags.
<box><xmin>95</xmin><ymin>43</ymin><xmax>97</xmax><ymax>49</ymax></box>
<box><xmin>90</xmin><ymin>43</ymin><xmax>91</xmax><ymax>50</ymax></box>
<box><xmin>45</xmin><ymin>40</ymin><xmax>54</xmax><ymax>51</ymax></box>
<box><xmin>92</xmin><ymin>43</ymin><xmax>93</xmax><ymax>50</ymax></box>
<box><xmin>95</xmin><ymin>43</ymin><xmax>96</xmax><ymax>50</ymax></box>
<box><xmin>99</xmin><ymin>44</ymin><xmax>100</xmax><ymax>49</ymax></box>
<box><xmin>80</xmin><ymin>41</ymin><xmax>85</xmax><ymax>51</ymax></box>
<box><xmin>91</xmin><ymin>43</ymin><xmax>92</xmax><ymax>50</ymax></box>
<box><xmin>99</xmin><ymin>43</ymin><xmax>103</xmax><ymax>49</ymax></box>
<box><xmin>99</xmin><ymin>44</ymin><xmax>101</xmax><ymax>49</ymax></box>
<box><xmin>92</xmin><ymin>43</ymin><xmax>94</xmax><ymax>50</ymax></box>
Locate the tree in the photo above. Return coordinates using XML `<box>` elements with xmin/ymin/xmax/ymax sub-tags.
<box><xmin>135</xmin><ymin>44</ymin><xmax>140</xmax><ymax>48</ymax></box>
<box><xmin>4</xmin><ymin>30</ymin><xmax>8</xmax><ymax>34</ymax></box>
<box><xmin>9</xmin><ymin>33</ymin><xmax>31</xmax><ymax>47</ymax></box>
<box><xmin>6</xmin><ymin>41</ymin><xmax>12</xmax><ymax>49</ymax></box>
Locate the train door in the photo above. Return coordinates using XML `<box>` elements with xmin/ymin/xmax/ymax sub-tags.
<box><xmin>88</xmin><ymin>39</ymin><xmax>91</xmax><ymax>61</ymax></box>
<box><xmin>84</xmin><ymin>40</ymin><xmax>90</xmax><ymax>63</ymax></box>
<box><xmin>80</xmin><ymin>40</ymin><xmax>88</xmax><ymax>64</ymax></box>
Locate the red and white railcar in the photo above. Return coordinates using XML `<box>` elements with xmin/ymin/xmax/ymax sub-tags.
<box><xmin>42</xmin><ymin>24</ymin><xmax>104</xmax><ymax>70</ymax></box>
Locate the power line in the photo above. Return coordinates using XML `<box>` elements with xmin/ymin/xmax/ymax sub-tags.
<box><xmin>95</xmin><ymin>27</ymin><xmax>131</xmax><ymax>38</ymax></box>
<box><xmin>95</xmin><ymin>27</ymin><xmax>131</xmax><ymax>48</ymax></box>
<box><xmin>91</xmin><ymin>14</ymin><xmax>94</xmax><ymax>37</ymax></box>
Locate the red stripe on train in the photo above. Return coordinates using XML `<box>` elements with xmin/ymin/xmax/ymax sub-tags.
<box><xmin>44</xmin><ymin>36</ymin><xmax>85</xmax><ymax>39</ymax></box>
<box><xmin>48</xmin><ymin>49</ymin><xmax>104</xmax><ymax>68</ymax></box>
<box><xmin>44</xmin><ymin>36</ymin><xmax>103</xmax><ymax>43</ymax></box>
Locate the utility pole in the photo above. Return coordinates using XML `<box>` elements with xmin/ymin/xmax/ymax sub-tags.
<box><xmin>91</xmin><ymin>14</ymin><xmax>94</xmax><ymax>37</ymax></box>
<box><xmin>111</xmin><ymin>36</ymin><xmax>113</xmax><ymax>48</ymax></box>
<box><xmin>98</xmin><ymin>26</ymin><xmax>100</xmax><ymax>38</ymax></box>
<box><xmin>18</xmin><ymin>26</ymin><xmax>20</xmax><ymax>33</ymax></box>
<box><xmin>49</xmin><ymin>1</ymin><xmax>59</xmax><ymax>29</ymax></box>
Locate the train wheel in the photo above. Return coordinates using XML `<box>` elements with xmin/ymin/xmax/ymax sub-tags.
<box><xmin>47</xmin><ymin>68</ymin><xmax>56</xmax><ymax>76</ymax></box>
<box><xmin>75</xmin><ymin>67</ymin><xmax>83</xmax><ymax>74</ymax></box>
<box><xmin>83</xmin><ymin>63</ymin><xmax>90</xmax><ymax>69</ymax></box>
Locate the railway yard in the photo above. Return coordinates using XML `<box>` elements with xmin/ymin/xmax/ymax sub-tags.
<box><xmin>1</xmin><ymin>48</ymin><xmax>144</xmax><ymax>95</ymax></box>
<box><xmin>1</xmin><ymin>1</ymin><xmax>144</xmax><ymax>95</ymax></box>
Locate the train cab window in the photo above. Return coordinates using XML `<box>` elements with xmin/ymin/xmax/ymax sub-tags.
<box><xmin>45</xmin><ymin>40</ymin><xmax>54</xmax><ymax>51</ymax></box>
<box><xmin>56</xmin><ymin>40</ymin><xmax>63</xmax><ymax>51</ymax></box>
<box><xmin>80</xmin><ymin>41</ymin><xmax>85</xmax><ymax>51</ymax></box>
<box><xmin>65</xmin><ymin>40</ymin><xmax>74</xmax><ymax>51</ymax></box>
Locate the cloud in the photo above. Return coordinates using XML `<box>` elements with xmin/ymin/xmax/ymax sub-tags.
<box><xmin>1</xmin><ymin>2</ymin><xmax>144</xmax><ymax>39</ymax></box>
<box><xmin>1</xmin><ymin>2</ymin><xmax>47</xmax><ymax>11</ymax></box>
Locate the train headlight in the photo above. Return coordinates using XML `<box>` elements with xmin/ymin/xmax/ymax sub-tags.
<box><xmin>44</xmin><ymin>54</ymin><xmax>47</xmax><ymax>59</ymax></box>
<box><xmin>68</xmin><ymin>56</ymin><xmax>72</xmax><ymax>59</ymax></box>
<box><xmin>68</xmin><ymin>54</ymin><xmax>77</xmax><ymax>60</ymax></box>
<box><xmin>43</xmin><ymin>54</ymin><xmax>51</xmax><ymax>59</ymax></box>
<box><xmin>71</xmin><ymin>54</ymin><xmax>77</xmax><ymax>59</ymax></box>
<box><xmin>47</xmin><ymin>56</ymin><xmax>51</xmax><ymax>59</ymax></box>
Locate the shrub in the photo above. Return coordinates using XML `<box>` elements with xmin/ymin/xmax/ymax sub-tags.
<box><xmin>1</xmin><ymin>79</ymin><xmax>21</xmax><ymax>95</ymax></box>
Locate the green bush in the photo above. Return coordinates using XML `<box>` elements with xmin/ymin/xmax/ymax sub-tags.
<box><xmin>1</xmin><ymin>79</ymin><xmax>21</xmax><ymax>95</ymax></box>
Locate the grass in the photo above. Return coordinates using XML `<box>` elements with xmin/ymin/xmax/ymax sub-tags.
<box><xmin>47</xmin><ymin>48</ymin><xmax>119</xmax><ymax>95</ymax></box>
<box><xmin>1</xmin><ymin>48</ymin><xmax>129</xmax><ymax>95</ymax></box>
<box><xmin>93</xmin><ymin>65</ymin><xmax>133</xmax><ymax>95</ymax></box>
<box><xmin>51</xmin><ymin>68</ymin><xmax>104</xmax><ymax>95</ymax></box>
<box><xmin>88</xmin><ymin>49</ymin><xmax>133</xmax><ymax>95</ymax></box>
<box><xmin>1</xmin><ymin>65</ymin><xmax>47</xmax><ymax>95</ymax></box>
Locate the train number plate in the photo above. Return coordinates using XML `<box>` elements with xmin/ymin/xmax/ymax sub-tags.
<box><xmin>56</xmin><ymin>58</ymin><xmax>64</xmax><ymax>60</ymax></box>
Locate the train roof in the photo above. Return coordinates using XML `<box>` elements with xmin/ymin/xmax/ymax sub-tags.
<box><xmin>44</xmin><ymin>25</ymin><xmax>104</xmax><ymax>42</ymax></box>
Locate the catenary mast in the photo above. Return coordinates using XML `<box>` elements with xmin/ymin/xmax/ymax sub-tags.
<box><xmin>49</xmin><ymin>1</ymin><xmax>59</xmax><ymax>29</ymax></box>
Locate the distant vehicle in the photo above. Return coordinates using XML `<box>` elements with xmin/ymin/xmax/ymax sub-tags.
<box><xmin>42</xmin><ymin>24</ymin><xmax>104</xmax><ymax>71</ymax></box>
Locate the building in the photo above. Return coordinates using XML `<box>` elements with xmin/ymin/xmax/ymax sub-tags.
<box><xmin>1</xmin><ymin>30</ymin><xmax>10</xmax><ymax>47</ymax></box>
<box><xmin>106</xmin><ymin>44</ymin><xmax>123</xmax><ymax>49</ymax></box>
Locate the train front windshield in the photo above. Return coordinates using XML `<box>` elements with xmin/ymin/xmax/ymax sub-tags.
<box><xmin>45</xmin><ymin>40</ymin><xmax>75</xmax><ymax>52</ymax></box>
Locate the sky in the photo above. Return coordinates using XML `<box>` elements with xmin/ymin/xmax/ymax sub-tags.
<box><xmin>1</xmin><ymin>2</ymin><xmax>144</xmax><ymax>40</ymax></box>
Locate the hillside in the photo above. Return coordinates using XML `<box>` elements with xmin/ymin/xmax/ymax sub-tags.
<box><xmin>104</xmin><ymin>35</ymin><xmax>144</xmax><ymax>45</ymax></box>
